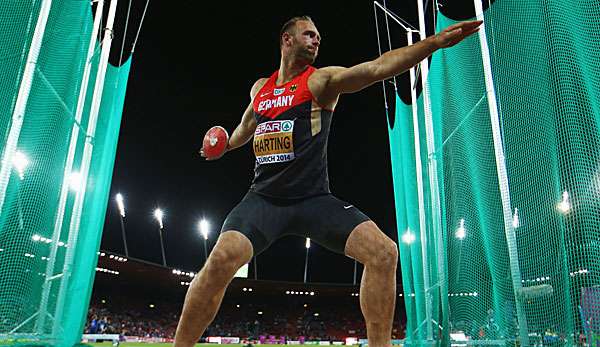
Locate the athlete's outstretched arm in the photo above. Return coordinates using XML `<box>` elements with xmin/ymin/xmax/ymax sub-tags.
<box><xmin>201</xmin><ymin>78</ymin><xmax>266</xmax><ymax>159</ymax></box>
<box><xmin>323</xmin><ymin>20</ymin><xmax>482</xmax><ymax>95</ymax></box>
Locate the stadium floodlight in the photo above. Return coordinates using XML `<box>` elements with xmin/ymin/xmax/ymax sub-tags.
<box><xmin>401</xmin><ymin>230</ymin><xmax>415</xmax><ymax>245</ymax></box>
<box><xmin>455</xmin><ymin>219</ymin><xmax>466</xmax><ymax>240</ymax></box>
<box><xmin>199</xmin><ymin>219</ymin><xmax>210</xmax><ymax>240</ymax></box>
<box><xmin>154</xmin><ymin>208</ymin><xmax>164</xmax><ymax>229</ymax></box>
<box><xmin>115</xmin><ymin>193</ymin><xmax>129</xmax><ymax>257</ymax></box>
<box><xmin>314</xmin><ymin>313</ymin><xmax>319</xmax><ymax>317</ymax></box>
<box><xmin>512</xmin><ymin>208</ymin><xmax>520</xmax><ymax>228</ymax></box>
<box><xmin>304</xmin><ymin>238</ymin><xmax>311</xmax><ymax>283</ymax></box>
<box><xmin>69</xmin><ymin>172</ymin><xmax>83</xmax><ymax>192</ymax></box>
<box><xmin>199</xmin><ymin>218</ymin><xmax>210</xmax><ymax>262</ymax></box>
<box><xmin>557</xmin><ymin>191</ymin><xmax>571</xmax><ymax>214</ymax></box>
<box><xmin>154</xmin><ymin>208</ymin><xmax>167</xmax><ymax>266</ymax></box>
<box><xmin>116</xmin><ymin>193</ymin><xmax>125</xmax><ymax>217</ymax></box>
<box><xmin>258</xmin><ymin>311</ymin><xmax>263</xmax><ymax>315</ymax></box>
<box><xmin>12</xmin><ymin>151</ymin><xmax>29</xmax><ymax>180</ymax></box>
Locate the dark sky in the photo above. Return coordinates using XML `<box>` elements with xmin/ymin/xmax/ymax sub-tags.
<box><xmin>100</xmin><ymin>0</ymin><xmax>477</xmax><ymax>284</ymax></box>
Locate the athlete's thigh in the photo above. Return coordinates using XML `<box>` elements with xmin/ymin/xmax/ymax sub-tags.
<box><xmin>221</xmin><ymin>191</ymin><xmax>287</xmax><ymax>256</ymax></box>
<box><xmin>298</xmin><ymin>194</ymin><xmax>371</xmax><ymax>254</ymax></box>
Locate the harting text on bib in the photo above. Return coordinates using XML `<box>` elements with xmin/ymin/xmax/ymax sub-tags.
<box><xmin>253</xmin><ymin>120</ymin><xmax>295</xmax><ymax>164</ymax></box>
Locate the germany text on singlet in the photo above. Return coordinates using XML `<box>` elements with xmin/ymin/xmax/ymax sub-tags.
<box><xmin>250</xmin><ymin>66</ymin><xmax>333</xmax><ymax>199</ymax></box>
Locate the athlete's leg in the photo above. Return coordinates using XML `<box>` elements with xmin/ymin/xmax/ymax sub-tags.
<box><xmin>174</xmin><ymin>230</ymin><xmax>253</xmax><ymax>347</ymax></box>
<box><xmin>344</xmin><ymin>221</ymin><xmax>398</xmax><ymax>347</ymax></box>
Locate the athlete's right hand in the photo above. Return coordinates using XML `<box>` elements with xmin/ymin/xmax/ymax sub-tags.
<box><xmin>200</xmin><ymin>126</ymin><xmax>230</xmax><ymax>160</ymax></box>
<box><xmin>199</xmin><ymin>146</ymin><xmax>228</xmax><ymax>161</ymax></box>
<box><xmin>199</xmin><ymin>147</ymin><xmax>211</xmax><ymax>160</ymax></box>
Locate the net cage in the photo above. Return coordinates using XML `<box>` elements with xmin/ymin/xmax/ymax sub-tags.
<box><xmin>0</xmin><ymin>0</ymin><xmax>131</xmax><ymax>345</ymax></box>
<box><xmin>389</xmin><ymin>0</ymin><xmax>600</xmax><ymax>345</ymax></box>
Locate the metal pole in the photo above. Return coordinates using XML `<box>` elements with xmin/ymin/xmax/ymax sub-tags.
<box><xmin>158</xmin><ymin>227</ymin><xmax>167</xmax><ymax>267</ymax></box>
<box><xmin>353</xmin><ymin>260</ymin><xmax>358</xmax><ymax>285</ymax></box>
<box><xmin>413</xmin><ymin>1</ymin><xmax>451</xmax><ymax>339</ymax></box>
<box><xmin>253</xmin><ymin>256</ymin><xmax>258</xmax><ymax>280</ymax></box>
<box><xmin>203</xmin><ymin>238</ymin><xmax>208</xmax><ymax>263</ymax></box>
<box><xmin>119</xmin><ymin>215</ymin><xmax>129</xmax><ymax>257</ymax></box>
<box><xmin>373</xmin><ymin>1</ymin><xmax>419</xmax><ymax>33</ymax></box>
<box><xmin>473</xmin><ymin>1</ymin><xmax>528</xmax><ymax>345</ymax></box>
<box><xmin>51</xmin><ymin>0</ymin><xmax>119</xmax><ymax>335</ymax></box>
<box><xmin>412</xmin><ymin>2</ymin><xmax>435</xmax><ymax>336</ymax></box>
<box><xmin>303</xmin><ymin>247</ymin><xmax>309</xmax><ymax>283</ymax></box>
<box><xmin>35</xmin><ymin>0</ymin><xmax>105</xmax><ymax>334</ymax></box>
<box><xmin>0</xmin><ymin>0</ymin><xmax>53</xmax><ymax>215</ymax></box>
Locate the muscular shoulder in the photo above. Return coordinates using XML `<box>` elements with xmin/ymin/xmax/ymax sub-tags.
<box><xmin>308</xmin><ymin>66</ymin><xmax>347</xmax><ymax>108</ymax></box>
<box><xmin>250</xmin><ymin>78</ymin><xmax>269</xmax><ymax>99</ymax></box>
<box><xmin>316</xmin><ymin>66</ymin><xmax>347</xmax><ymax>75</ymax></box>
<box><xmin>310</xmin><ymin>66</ymin><xmax>345</xmax><ymax>85</ymax></box>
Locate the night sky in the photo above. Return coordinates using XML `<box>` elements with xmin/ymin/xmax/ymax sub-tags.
<box><xmin>100</xmin><ymin>0</ymin><xmax>478</xmax><ymax>284</ymax></box>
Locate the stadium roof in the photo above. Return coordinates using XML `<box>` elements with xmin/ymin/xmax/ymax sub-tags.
<box><xmin>94</xmin><ymin>251</ymin><xmax>365</xmax><ymax>302</ymax></box>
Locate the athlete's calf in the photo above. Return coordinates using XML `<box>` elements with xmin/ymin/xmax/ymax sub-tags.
<box><xmin>345</xmin><ymin>221</ymin><xmax>399</xmax><ymax>347</ymax></box>
<box><xmin>174</xmin><ymin>230</ymin><xmax>253</xmax><ymax>347</ymax></box>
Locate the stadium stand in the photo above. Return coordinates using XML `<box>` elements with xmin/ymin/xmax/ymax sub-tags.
<box><xmin>87</xmin><ymin>253</ymin><xmax>406</xmax><ymax>340</ymax></box>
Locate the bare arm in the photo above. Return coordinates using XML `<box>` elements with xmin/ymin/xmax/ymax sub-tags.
<box><xmin>322</xmin><ymin>21</ymin><xmax>482</xmax><ymax>96</ymax></box>
<box><xmin>227</xmin><ymin>104</ymin><xmax>257</xmax><ymax>151</ymax></box>
<box><xmin>201</xmin><ymin>78</ymin><xmax>266</xmax><ymax>159</ymax></box>
<box><xmin>227</xmin><ymin>79</ymin><xmax>267</xmax><ymax>149</ymax></box>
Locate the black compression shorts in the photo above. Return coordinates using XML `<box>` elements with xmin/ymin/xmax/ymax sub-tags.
<box><xmin>221</xmin><ymin>191</ymin><xmax>371</xmax><ymax>255</ymax></box>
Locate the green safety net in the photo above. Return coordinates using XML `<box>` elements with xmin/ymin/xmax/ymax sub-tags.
<box><xmin>390</xmin><ymin>0</ymin><xmax>600</xmax><ymax>345</ymax></box>
<box><xmin>0</xmin><ymin>0</ymin><xmax>131</xmax><ymax>346</ymax></box>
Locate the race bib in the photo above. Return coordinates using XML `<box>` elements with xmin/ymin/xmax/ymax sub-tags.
<box><xmin>253</xmin><ymin>120</ymin><xmax>295</xmax><ymax>164</ymax></box>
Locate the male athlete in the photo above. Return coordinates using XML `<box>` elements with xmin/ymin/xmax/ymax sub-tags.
<box><xmin>175</xmin><ymin>16</ymin><xmax>482</xmax><ymax>347</ymax></box>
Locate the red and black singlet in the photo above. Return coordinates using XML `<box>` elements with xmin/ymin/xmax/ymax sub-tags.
<box><xmin>250</xmin><ymin>66</ymin><xmax>334</xmax><ymax>198</ymax></box>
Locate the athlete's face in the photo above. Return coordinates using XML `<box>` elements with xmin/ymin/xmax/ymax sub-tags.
<box><xmin>290</xmin><ymin>21</ymin><xmax>321</xmax><ymax>64</ymax></box>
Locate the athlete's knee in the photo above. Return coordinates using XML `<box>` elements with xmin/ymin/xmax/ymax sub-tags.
<box><xmin>346</xmin><ymin>222</ymin><xmax>398</xmax><ymax>268</ymax></box>
<box><xmin>360</xmin><ymin>230</ymin><xmax>398</xmax><ymax>269</ymax></box>
<box><xmin>206</xmin><ymin>231</ymin><xmax>253</xmax><ymax>277</ymax></box>
<box><xmin>369</xmin><ymin>238</ymin><xmax>398</xmax><ymax>269</ymax></box>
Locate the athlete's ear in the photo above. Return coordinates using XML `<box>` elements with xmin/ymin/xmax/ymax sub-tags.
<box><xmin>282</xmin><ymin>32</ymin><xmax>292</xmax><ymax>47</ymax></box>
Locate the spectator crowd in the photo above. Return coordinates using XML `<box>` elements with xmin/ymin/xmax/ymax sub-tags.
<box><xmin>84</xmin><ymin>300</ymin><xmax>406</xmax><ymax>340</ymax></box>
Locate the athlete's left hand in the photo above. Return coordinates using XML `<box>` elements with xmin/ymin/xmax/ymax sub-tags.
<box><xmin>435</xmin><ymin>20</ymin><xmax>483</xmax><ymax>48</ymax></box>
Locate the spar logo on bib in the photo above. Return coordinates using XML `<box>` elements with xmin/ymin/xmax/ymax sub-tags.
<box><xmin>254</xmin><ymin>120</ymin><xmax>295</xmax><ymax>164</ymax></box>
